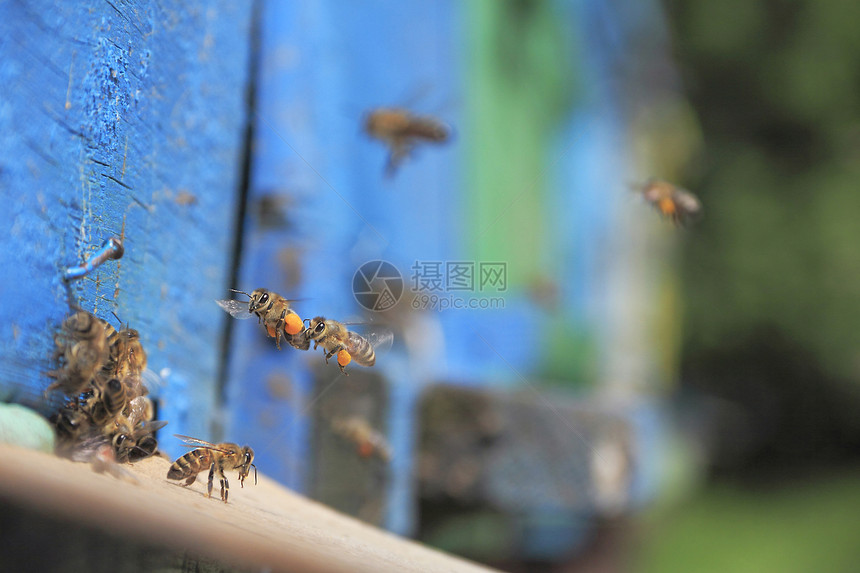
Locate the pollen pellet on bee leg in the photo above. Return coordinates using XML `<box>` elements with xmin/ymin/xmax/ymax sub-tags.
<box><xmin>266</xmin><ymin>325</ymin><xmax>277</xmax><ymax>338</ymax></box>
<box><xmin>337</xmin><ymin>349</ymin><xmax>352</xmax><ymax>367</ymax></box>
<box><xmin>659</xmin><ymin>197</ymin><xmax>677</xmax><ymax>217</ymax></box>
<box><xmin>284</xmin><ymin>313</ymin><xmax>304</xmax><ymax>336</ymax></box>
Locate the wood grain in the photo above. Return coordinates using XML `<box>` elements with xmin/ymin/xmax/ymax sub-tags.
<box><xmin>0</xmin><ymin>444</ymin><xmax>497</xmax><ymax>573</ymax></box>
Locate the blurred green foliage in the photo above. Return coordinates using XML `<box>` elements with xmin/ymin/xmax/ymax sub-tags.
<box><xmin>637</xmin><ymin>470</ymin><xmax>860</xmax><ymax>573</ymax></box>
<box><xmin>665</xmin><ymin>0</ymin><xmax>860</xmax><ymax>384</ymax></box>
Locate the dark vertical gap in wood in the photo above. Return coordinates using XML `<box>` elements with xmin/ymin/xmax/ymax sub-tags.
<box><xmin>212</xmin><ymin>0</ymin><xmax>263</xmax><ymax>439</ymax></box>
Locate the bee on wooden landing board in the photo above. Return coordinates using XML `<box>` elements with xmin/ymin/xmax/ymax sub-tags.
<box><xmin>167</xmin><ymin>435</ymin><xmax>257</xmax><ymax>502</ymax></box>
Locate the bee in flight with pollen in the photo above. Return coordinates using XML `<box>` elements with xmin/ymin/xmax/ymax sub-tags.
<box><xmin>217</xmin><ymin>288</ymin><xmax>307</xmax><ymax>350</ymax></box>
<box><xmin>635</xmin><ymin>178</ymin><xmax>703</xmax><ymax>226</ymax></box>
<box><xmin>305</xmin><ymin>317</ymin><xmax>393</xmax><ymax>375</ymax></box>
<box><xmin>166</xmin><ymin>435</ymin><xmax>257</xmax><ymax>503</ymax></box>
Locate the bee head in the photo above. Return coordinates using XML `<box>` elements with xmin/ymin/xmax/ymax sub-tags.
<box><xmin>307</xmin><ymin>317</ymin><xmax>327</xmax><ymax>341</ymax></box>
<box><xmin>238</xmin><ymin>446</ymin><xmax>257</xmax><ymax>487</ymax></box>
<box><xmin>248</xmin><ymin>289</ymin><xmax>270</xmax><ymax>313</ymax></box>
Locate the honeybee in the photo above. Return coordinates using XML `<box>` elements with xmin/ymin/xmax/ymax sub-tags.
<box><xmin>103</xmin><ymin>324</ymin><xmax>148</xmax><ymax>379</ymax></box>
<box><xmin>364</xmin><ymin>108</ymin><xmax>450</xmax><ymax>176</ymax></box>
<box><xmin>112</xmin><ymin>416</ymin><xmax>167</xmax><ymax>463</ymax></box>
<box><xmin>86</xmin><ymin>377</ymin><xmax>128</xmax><ymax>426</ymax></box>
<box><xmin>217</xmin><ymin>288</ymin><xmax>305</xmax><ymax>350</ymax></box>
<box><xmin>47</xmin><ymin>311</ymin><xmax>111</xmax><ymax>395</ymax></box>
<box><xmin>166</xmin><ymin>435</ymin><xmax>257</xmax><ymax>502</ymax></box>
<box><xmin>636</xmin><ymin>178</ymin><xmax>702</xmax><ymax>226</ymax></box>
<box><xmin>332</xmin><ymin>416</ymin><xmax>391</xmax><ymax>461</ymax></box>
<box><xmin>305</xmin><ymin>317</ymin><xmax>393</xmax><ymax>374</ymax></box>
<box><xmin>53</xmin><ymin>405</ymin><xmax>91</xmax><ymax>445</ymax></box>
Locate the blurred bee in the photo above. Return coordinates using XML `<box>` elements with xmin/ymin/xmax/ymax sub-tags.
<box><xmin>364</xmin><ymin>108</ymin><xmax>450</xmax><ymax>176</ymax></box>
<box><xmin>47</xmin><ymin>311</ymin><xmax>110</xmax><ymax>395</ymax></box>
<box><xmin>166</xmin><ymin>435</ymin><xmax>257</xmax><ymax>502</ymax></box>
<box><xmin>53</xmin><ymin>405</ymin><xmax>91</xmax><ymax>446</ymax></box>
<box><xmin>636</xmin><ymin>178</ymin><xmax>702</xmax><ymax>226</ymax></box>
<box><xmin>90</xmin><ymin>442</ymin><xmax>139</xmax><ymax>483</ymax></box>
<box><xmin>305</xmin><ymin>317</ymin><xmax>393</xmax><ymax>374</ymax></box>
<box><xmin>332</xmin><ymin>416</ymin><xmax>391</xmax><ymax>462</ymax></box>
<box><xmin>217</xmin><ymin>288</ymin><xmax>305</xmax><ymax>350</ymax></box>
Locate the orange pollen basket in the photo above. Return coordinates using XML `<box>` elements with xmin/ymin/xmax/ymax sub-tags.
<box><xmin>337</xmin><ymin>349</ymin><xmax>352</xmax><ymax>367</ymax></box>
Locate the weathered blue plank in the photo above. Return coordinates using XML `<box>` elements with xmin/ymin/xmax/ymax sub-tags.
<box><xmin>0</xmin><ymin>0</ymin><xmax>253</xmax><ymax>457</ymax></box>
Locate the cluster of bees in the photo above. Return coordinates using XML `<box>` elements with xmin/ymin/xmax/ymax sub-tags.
<box><xmin>218</xmin><ymin>288</ymin><xmax>392</xmax><ymax>375</ymax></box>
<box><xmin>45</xmin><ymin>309</ymin><xmax>257</xmax><ymax>502</ymax></box>
<box><xmin>48</xmin><ymin>310</ymin><xmax>163</xmax><ymax>465</ymax></box>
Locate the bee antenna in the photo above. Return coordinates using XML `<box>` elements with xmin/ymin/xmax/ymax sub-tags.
<box><xmin>303</xmin><ymin>318</ymin><xmax>311</xmax><ymax>327</ymax></box>
<box><xmin>251</xmin><ymin>463</ymin><xmax>258</xmax><ymax>485</ymax></box>
<box><xmin>230</xmin><ymin>289</ymin><xmax>252</xmax><ymax>299</ymax></box>
<box><xmin>110</xmin><ymin>311</ymin><xmax>125</xmax><ymax>327</ymax></box>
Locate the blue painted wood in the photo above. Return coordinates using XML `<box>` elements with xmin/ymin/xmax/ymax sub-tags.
<box><xmin>0</xmin><ymin>0</ymin><xmax>253</xmax><ymax>459</ymax></box>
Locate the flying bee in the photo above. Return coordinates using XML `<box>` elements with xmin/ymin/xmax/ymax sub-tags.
<box><xmin>363</xmin><ymin>108</ymin><xmax>450</xmax><ymax>176</ymax></box>
<box><xmin>331</xmin><ymin>416</ymin><xmax>391</xmax><ymax>462</ymax></box>
<box><xmin>305</xmin><ymin>317</ymin><xmax>393</xmax><ymax>374</ymax></box>
<box><xmin>167</xmin><ymin>435</ymin><xmax>257</xmax><ymax>503</ymax></box>
<box><xmin>636</xmin><ymin>178</ymin><xmax>702</xmax><ymax>226</ymax></box>
<box><xmin>47</xmin><ymin>311</ymin><xmax>111</xmax><ymax>395</ymax></box>
<box><xmin>217</xmin><ymin>288</ymin><xmax>305</xmax><ymax>350</ymax></box>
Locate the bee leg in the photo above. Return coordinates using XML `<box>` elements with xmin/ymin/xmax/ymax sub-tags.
<box><xmin>338</xmin><ymin>363</ymin><xmax>349</xmax><ymax>376</ymax></box>
<box><xmin>207</xmin><ymin>463</ymin><xmax>216</xmax><ymax>499</ymax></box>
<box><xmin>183</xmin><ymin>475</ymin><xmax>196</xmax><ymax>486</ymax></box>
<box><xmin>274</xmin><ymin>313</ymin><xmax>286</xmax><ymax>350</ymax></box>
<box><xmin>221</xmin><ymin>476</ymin><xmax>229</xmax><ymax>503</ymax></box>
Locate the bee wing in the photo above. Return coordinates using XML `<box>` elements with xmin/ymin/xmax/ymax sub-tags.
<box><xmin>137</xmin><ymin>419</ymin><xmax>168</xmax><ymax>435</ymax></box>
<box><xmin>360</xmin><ymin>328</ymin><xmax>394</xmax><ymax>353</ymax></box>
<box><xmin>173</xmin><ymin>434</ymin><xmax>233</xmax><ymax>454</ymax></box>
<box><xmin>139</xmin><ymin>368</ymin><xmax>165</xmax><ymax>393</ymax></box>
<box><xmin>64</xmin><ymin>432</ymin><xmax>112</xmax><ymax>463</ymax></box>
<box><xmin>672</xmin><ymin>189</ymin><xmax>703</xmax><ymax>214</ymax></box>
<box><xmin>174</xmin><ymin>434</ymin><xmax>217</xmax><ymax>448</ymax></box>
<box><xmin>215</xmin><ymin>299</ymin><xmax>254</xmax><ymax>319</ymax></box>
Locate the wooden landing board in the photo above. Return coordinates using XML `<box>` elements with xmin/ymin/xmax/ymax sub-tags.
<box><xmin>0</xmin><ymin>444</ymin><xmax>496</xmax><ymax>573</ymax></box>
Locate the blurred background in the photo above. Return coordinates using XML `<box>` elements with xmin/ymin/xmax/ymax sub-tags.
<box><xmin>1</xmin><ymin>0</ymin><xmax>859</xmax><ymax>572</ymax></box>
